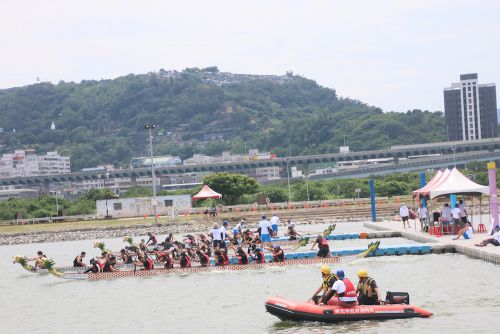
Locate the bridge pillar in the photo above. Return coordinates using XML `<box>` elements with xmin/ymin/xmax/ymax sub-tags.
<box><xmin>42</xmin><ymin>181</ymin><xmax>51</xmax><ymax>195</ymax></box>
<box><xmin>369</xmin><ymin>179</ymin><xmax>376</xmax><ymax>222</ymax></box>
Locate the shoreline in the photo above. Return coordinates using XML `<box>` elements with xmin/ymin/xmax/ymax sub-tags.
<box><xmin>0</xmin><ymin>221</ymin><xmax>209</xmax><ymax>246</ymax></box>
<box><xmin>0</xmin><ymin>217</ymin><xmax>341</xmax><ymax>246</ymax></box>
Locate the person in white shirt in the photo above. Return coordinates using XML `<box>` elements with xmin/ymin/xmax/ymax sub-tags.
<box><xmin>210</xmin><ymin>223</ymin><xmax>223</xmax><ymax>248</ymax></box>
<box><xmin>234</xmin><ymin>219</ymin><xmax>244</xmax><ymax>237</ymax></box>
<box><xmin>270</xmin><ymin>214</ymin><xmax>280</xmax><ymax>236</ymax></box>
<box><xmin>454</xmin><ymin>222</ymin><xmax>473</xmax><ymax>240</ymax></box>
<box><xmin>451</xmin><ymin>204</ymin><xmax>461</xmax><ymax>230</ymax></box>
<box><xmin>475</xmin><ymin>225</ymin><xmax>500</xmax><ymax>247</ymax></box>
<box><xmin>319</xmin><ymin>269</ymin><xmax>357</xmax><ymax>307</ymax></box>
<box><xmin>259</xmin><ymin>215</ymin><xmax>272</xmax><ymax>244</ymax></box>
<box><xmin>417</xmin><ymin>204</ymin><xmax>428</xmax><ymax>231</ymax></box>
<box><xmin>440</xmin><ymin>203</ymin><xmax>452</xmax><ymax>223</ymax></box>
<box><xmin>399</xmin><ymin>203</ymin><xmax>409</xmax><ymax>228</ymax></box>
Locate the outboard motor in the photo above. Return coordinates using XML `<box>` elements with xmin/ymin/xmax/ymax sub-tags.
<box><xmin>385</xmin><ymin>292</ymin><xmax>410</xmax><ymax>305</ymax></box>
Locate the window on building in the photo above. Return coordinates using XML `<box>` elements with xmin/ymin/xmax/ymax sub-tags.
<box><xmin>164</xmin><ymin>200</ymin><xmax>173</xmax><ymax>207</ymax></box>
<box><xmin>113</xmin><ymin>203</ymin><xmax>122</xmax><ymax>210</ymax></box>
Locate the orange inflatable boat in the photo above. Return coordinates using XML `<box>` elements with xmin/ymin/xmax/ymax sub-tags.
<box><xmin>265</xmin><ymin>295</ymin><xmax>432</xmax><ymax>323</ymax></box>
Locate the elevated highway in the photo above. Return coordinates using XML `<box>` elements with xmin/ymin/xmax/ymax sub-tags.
<box><xmin>2</xmin><ymin>138</ymin><xmax>500</xmax><ymax>186</ymax></box>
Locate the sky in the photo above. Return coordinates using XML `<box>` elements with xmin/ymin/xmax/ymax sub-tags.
<box><xmin>1</xmin><ymin>0</ymin><xmax>499</xmax><ymax>113</ymax></box>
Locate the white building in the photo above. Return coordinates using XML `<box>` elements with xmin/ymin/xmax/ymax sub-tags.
<box><xmin>96</xmin><ymin>195</ymin><xmax>192</xmax><ymax>219</ymax></box>
<box><xmin>0</xmin><ymin>149</ymin><xmax>70</xmax><ymax>178</ymax></box>
<box><xmin>38</xmin><ymin>151</ymin><xmax>71</xmax><ymax>175</ymax></box>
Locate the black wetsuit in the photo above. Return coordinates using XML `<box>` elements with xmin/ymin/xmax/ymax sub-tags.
<box><xmin>84</xmin><ymin>263</ymin><xmax>99</xmax><ymax>273</ymax></box>
<box><xmin>73</xmin><ymin>256</ymin><xmax>85</xmax><ymax>267</ymax></box>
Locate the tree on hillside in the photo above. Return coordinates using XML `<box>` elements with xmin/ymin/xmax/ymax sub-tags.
<box><xmin>203</xmin><ymin>173</ymin><xmax>258</xmax><ymax>205</ymax></box>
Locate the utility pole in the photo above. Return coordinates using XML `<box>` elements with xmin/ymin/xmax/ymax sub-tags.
<box><xmin>145</xmin><ymin>124</ymin><xmax>158</xmax><ymax>223</ymax></box>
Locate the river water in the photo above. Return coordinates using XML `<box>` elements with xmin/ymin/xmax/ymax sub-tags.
<box><xmin>1</xmin><ymin>222</ymin><xmax>499</xmax><ymax>334</ymax></box>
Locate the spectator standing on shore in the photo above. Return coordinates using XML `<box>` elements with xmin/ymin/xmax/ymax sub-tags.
<box><xmin>459</xmin><ymin>200</ymin><xmax>468</xmax><ymax>227</ymax></box>
<box><xmin>417</xmin><ymin>204</ymin><xmax>428</xmax><ymax>231</ymax></box>
<box><xmin>452</xmin><ymin>204</ymin><xmax>461</xmax><ymax>230</ymax></box>
<box><xmin>399</xmin><ymin>203</ymin><xmax>409</xmax><ymax>228</ymax></box>
<box><xmin>440</xmin><ymin>203</ymin><xmax>452</xmax><ymax>223</ymax></box>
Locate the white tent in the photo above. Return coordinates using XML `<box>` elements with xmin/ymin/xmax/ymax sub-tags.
<box><xmin>429</xmin><ymin>168</ymin><xmax>489</xmax><ymax>199</ymax></box>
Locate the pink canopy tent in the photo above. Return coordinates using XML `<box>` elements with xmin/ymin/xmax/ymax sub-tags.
<box><xmin>412</xmin><ymin>169</ymin><xmax>451</xmax><ymax>198</ymax></box>
<box><xmin>412</xmin><ymin>170</ymin><xmax>443</xmax><ymax>197</ymax></box>
<box><xmin>192</xmin><ymin>185</ymin><xmax>222</xmax><ymax>201</ymax></box>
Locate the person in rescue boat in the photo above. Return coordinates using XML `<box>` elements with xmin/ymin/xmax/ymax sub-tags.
<box><xmin>311</xmin><ymin>235</ymin><xmax>330</xmax><ymax>258</ymax></box>
<box><xmin>309</xmin><ymin>265</ymin><xmax>338</xmax><ymax>305</ymax></box>
<box><xmin>319</xmin><ymin>269</ymin><xmax>357</xmax><ymax>307</ymax></box>
<box><xmin>356</xmin><ymin>270</ymin><xmax>381</xmax><ymax>305</ymax></box>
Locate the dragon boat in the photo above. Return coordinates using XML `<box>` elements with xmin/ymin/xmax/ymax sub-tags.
<box><xmin>14</xmin><ymin>241</ymin><xmax>380</xmax><ymax>281</ymax></box>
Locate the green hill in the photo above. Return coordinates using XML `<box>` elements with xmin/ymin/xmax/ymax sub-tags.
<box><xmin>0</xmin><ymin>67</ymin><xmax>445</xmax><ymax>171</ymax></box>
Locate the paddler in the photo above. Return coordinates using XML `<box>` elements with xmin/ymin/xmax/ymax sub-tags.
<box><xmin>266</xmin><ymin>244</ymin><xmax>284</xmax><ymax>262</ymax></box>
<box><xmin>213</xmin><ymin>249</ymin><xmax>226</xmax><ymax>266</ymax></box>
<box><xmin>29</xmin><ymin>251</ymin><xmax>47</xmax><ymax>270</ymax></box>
<box><xmin>146</xmin><ymin>232</ymin><xmax>158</xmax><ymax>246</ymax></box>
<box><xmin>319</xmin><ymin>269</ymin><xmax>357</xmax><ymax>307</ymax></box>
<box><xmin>311</xmin><ymin>235</ymin><xmax>330</xmax><ymax>258</ymax></box>
<box><xmin>103</xmin><ymin>256</ymin><xmax>119</xmax><ymax>272</ymax></box>
<box><xmin>309</xmin><ymin>265</ymin><xmax>338</xmax><ymax>305</ymax></box>
<box><xmin>84</xmin><ymin>258</ymin><xmax>100</xmax><ymax>273</ymax></box>
<box><xmin>120</xmin><ymin>249</ymin><xmax>134</xmax><ymax>264</ymax></box>
<box><xmin>285</xmin><ymin>220</ymin><xmax>301</xmax><ymax>241</ymax></box>
<box><xmin>356</xmin><ymin>270</ymin><xmax>381</xmax><ymax>305</ymax></box>
<box><xmin>134</xmin><ymin>255</ymin><xmax>154</xmax><ymax>270</ymax></box>
<box><xmin>251</xmin><ymin>247</ymin><xmax>266</xmax><ymax>264</ymax></box>
<box><xmin>235</xmin><ymin>247</ymin><xmax>249</xmax><ymax>264</ymax></box>
<box><xmin>73</xmin><ymin>251</ymin><xmax>86</xmax><ymax>267</ymax></box>
<box><xmin>196</xmin><ymin>249</ymin><xmax>210</xmax><ymax>267</ymax></box>
<box><xmin>179</xmin><ymin>252</ymin><xmax>192</xmax><ymax>268</ymax></box>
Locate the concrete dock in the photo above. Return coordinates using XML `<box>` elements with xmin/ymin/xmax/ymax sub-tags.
<box><xmin>365</xmin><ymin>220</ymin><xmax>500</xmax><ymax>265</ymax></box>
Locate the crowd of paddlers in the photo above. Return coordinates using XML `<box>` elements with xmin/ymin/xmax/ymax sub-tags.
<box><xmin>27</xmin><ymin>214</ymin><xmax>334</xmax><ymax>273</ymax></box>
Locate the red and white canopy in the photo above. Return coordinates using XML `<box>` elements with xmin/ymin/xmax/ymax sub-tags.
<box><xmin>192</xmin><ymin>185</ymin><xmax>222</xmax><ymax>200</ymax></box>
<box><xmin>412</xmin><ymin>168</ymin><xmax>489</xmax><ymax>199</ymax></box>
<box><xmin>429</xmin><ymin>168</ymin><xmax>489</xmax><ymax>199</ymax></box>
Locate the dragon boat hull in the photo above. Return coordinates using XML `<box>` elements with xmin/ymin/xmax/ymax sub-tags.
<box><xmin>59</xmin><ymin>256</ymin><xmax>341</xmax><ymax>280</ymax></box>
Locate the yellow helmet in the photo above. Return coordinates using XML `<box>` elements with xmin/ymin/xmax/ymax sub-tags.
<box><xmin>357</xmin><ymin>270</ymin><xmax>368</xmax><ymax>278</ymax></box>
<box><xmin>320</xmin><ymin>265</ymin><xmax>331</xmax><ymax>275</ymax></box>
